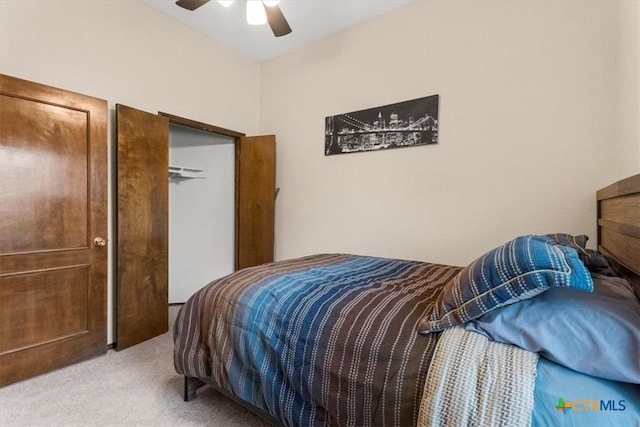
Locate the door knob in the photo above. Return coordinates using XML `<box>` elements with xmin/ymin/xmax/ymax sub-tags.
<box><xmin>93</xmin><ymin>237</ymin><xmax>107</xmax><ymax>247</ymax></box>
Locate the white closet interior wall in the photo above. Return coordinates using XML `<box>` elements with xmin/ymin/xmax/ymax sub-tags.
<box><xmin>168</xmin><ymin>124</ymin><xmax>235</xmax><ymax>303</ymax></box>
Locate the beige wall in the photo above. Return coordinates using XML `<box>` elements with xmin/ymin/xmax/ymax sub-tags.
<box><xmin>260</xmin><ymin>0</ymin><xmax>639</xmax><ymax>266</ymax></box>
<box><xmin>0</xmin><ymin>0</ymin><xmax>261</xmax><ymax>342</ymax></box>
<box><xmin>0</xmin><ymin>1</ymin><xmax>260</xmax><ymax>131</ymax></box>
<box><xmin>616</xmin><ymin>0</ymin><xmax>640</xmax><ymax>173</ymax></box>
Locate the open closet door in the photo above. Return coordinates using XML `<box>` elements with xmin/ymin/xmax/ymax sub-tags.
<box><xmin>236</xmin><ymin>135</ymin><xmax>276</xmax><ymax>270</ymax></box>
<box><xmin>115</xmin><ymin>104</ymin><xmax>169</xmax><ymax>350</ymax></box>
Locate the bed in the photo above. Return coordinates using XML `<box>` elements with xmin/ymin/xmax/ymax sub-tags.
<box><xmin>174</xmin><ymin>173</ymin><xmax>640</xmax><ymax>427</ymax></box>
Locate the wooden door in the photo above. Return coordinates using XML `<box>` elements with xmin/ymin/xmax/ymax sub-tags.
<box><xmin>115</xmin><ymin>104</ymin><xmax>169</xmax><ymax>350</ymax></box>
<box><xmin>236</xmin><ymin>135</ymin><xmax>276</xmax><ymax>269</ymax></box>
<box><xmin>0</xmin><ymin>74</ymin><xmax>108</xmax><ymax>386</ymax></box>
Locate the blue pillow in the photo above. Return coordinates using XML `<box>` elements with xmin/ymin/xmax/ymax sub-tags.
<box><xmin>418</xmin><ymin>235</ymin><xmax>593</xmax><ymax>334</ymax></box>
<box><xmin>465</xmin><ymin>273</ymin><xmax>640</xmax><ymax>383</ymax></box>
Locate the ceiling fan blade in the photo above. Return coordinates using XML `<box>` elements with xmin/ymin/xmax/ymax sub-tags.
<box><xmin>175</xmin><ymin>0</ymin><xmax>211</xmax><ymax>11</ymax></box>
<box><xmin>262</xmin><ymin>2</ymin><xmax>292</xmax><ymax>37</ymax></box>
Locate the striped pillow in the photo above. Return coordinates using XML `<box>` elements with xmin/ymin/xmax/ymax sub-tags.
<box><xmin>418</xmin><ymin>235</ymin><xmax>593</xmax><ymax>334</ymax></box>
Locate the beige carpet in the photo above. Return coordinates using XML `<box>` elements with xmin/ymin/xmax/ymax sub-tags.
<box><xmin>0</xmin><ymin>306</ymin><xmax>271</xmax><ymax>427</ymax></box>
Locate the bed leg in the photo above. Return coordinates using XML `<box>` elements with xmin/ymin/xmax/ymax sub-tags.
<box><xmin>184</xmin><ymin>376</ymin><xmax>206</xmax><ymax>402</ymax></box>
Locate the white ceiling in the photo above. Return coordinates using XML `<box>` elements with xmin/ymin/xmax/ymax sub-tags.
<box><xmin>143</xmin><ymin>0</ymin><xmax>413</xmax><ymax>62</ymax></box>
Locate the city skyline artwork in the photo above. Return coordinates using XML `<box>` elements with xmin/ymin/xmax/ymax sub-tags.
<box><xmin>324</xmin><ymin>94</ymin><xmax>439</xmax><ymax>156</ymax></box>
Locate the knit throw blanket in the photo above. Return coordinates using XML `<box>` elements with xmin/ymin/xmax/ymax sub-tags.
<box><xmin>418</xmin><ymin>327</ymin><xmax>539</xmax><ymax>427</ymax></box>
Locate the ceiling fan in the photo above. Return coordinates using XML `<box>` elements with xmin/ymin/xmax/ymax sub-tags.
<box><xmin>175</xmin><ymin>0</ymin><xmax>292</xmax><ymax>37</ymax></box>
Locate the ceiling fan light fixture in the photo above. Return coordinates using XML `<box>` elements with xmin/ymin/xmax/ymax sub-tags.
<box><xmin>246</xmin><ymin>0</ymin><xmax>267</xmax><ymax>25</ymax></box>
<box><xmin>175</xmin><ymin>0</ymin><xmax>291</xmax><ymax>37</ymax></box>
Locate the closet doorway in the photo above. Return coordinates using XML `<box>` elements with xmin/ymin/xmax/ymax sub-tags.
<box><xmin>168</xmin><ymin>125</ymin><xmax>235</xmax><ymax>303</ymax></box>
<box><xmin>116</xmin><ymin>106</ymin><xmax>275</xmax><ymax>350</ymax></box>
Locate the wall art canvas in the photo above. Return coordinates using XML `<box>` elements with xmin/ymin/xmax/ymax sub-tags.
<box><xmin>324</xmin><ymin>94</ymin><xmax>439</xmax><ymax>156</ymax></box>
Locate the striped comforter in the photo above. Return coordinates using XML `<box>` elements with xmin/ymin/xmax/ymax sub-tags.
<box><xmin>174</xmin><ymin>254</ymin><xmax>460</xmax><ymax>426</ymax></box>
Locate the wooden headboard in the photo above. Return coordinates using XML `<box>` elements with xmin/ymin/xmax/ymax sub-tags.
<box><xmin>596</xmin><ymin>173</ymin><xmax>640</xmax><ymax>294</ymax></box>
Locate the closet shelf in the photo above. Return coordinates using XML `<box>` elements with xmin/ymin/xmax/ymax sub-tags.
<box><xmin>169</xmin><ymin>165</ymin><xmax>207</xmax><ymax>180</ymax></box>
